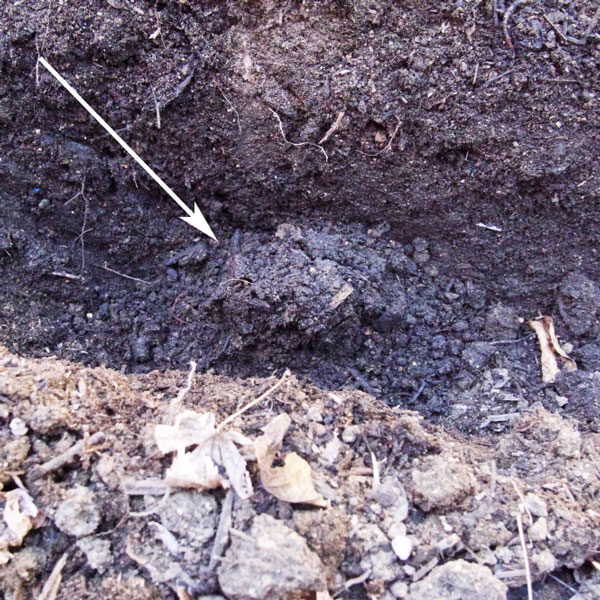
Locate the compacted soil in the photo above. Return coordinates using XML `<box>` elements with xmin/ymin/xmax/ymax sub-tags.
<box><xmin>0</xmin><ymin>1</ymin><xmax>599</xmax><ymax>599</ymax></box>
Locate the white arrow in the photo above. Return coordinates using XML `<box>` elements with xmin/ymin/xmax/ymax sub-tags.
<box><xmin>38</xmin><ymin>56</ymin><xmax>216</xmax><ymax>240</ymax></box>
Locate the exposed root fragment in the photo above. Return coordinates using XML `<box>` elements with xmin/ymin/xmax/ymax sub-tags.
<box><xmin>269</xmin><ymin>109</ymin><xmax>328</xmax><ymax>162</ymax></box>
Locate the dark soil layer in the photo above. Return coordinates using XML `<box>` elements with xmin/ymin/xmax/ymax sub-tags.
<box><xmin>1</xmin><ymin>1</ymin><xmax>600</xmax><ymax>429</ymax></box>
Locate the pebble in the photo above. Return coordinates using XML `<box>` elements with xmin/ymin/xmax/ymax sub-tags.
<box><xmin>158</xmin><ymin>491</ymin><xmax>218</xmax><ymax>546</ymax></box>
<box><xmin>531</xmin><ymin>549</ymin><xmax>556</xmax><ymax>574</ymax></box>
<box><xmin>372</xmin><ymin>477</ymin><xmax>408</xmax><ymax>510</ymax></box>
<box><xmin>411</xmin><ymin>455</ymin><xmax>477</xmax><ymax>512</ymax></box>
<box><xmin>9</xmin><ymin>417</ymin><xmax>28</xmax><ymax>437</ymax></box>
<box><xmin>132</xmin><ymin>336</ymin><xmax>152</xmax><ymax>363</ymax></box>
<box><xmin>341</xmin><ymin>425</ymin><xmax>361</xmax><ymax>444</ymax></box>
<box><xmin>391</xmin><ymin>535</ymin><xmax>413</xmax><ymax>561</ymax></box>
<box><xmin>387</xmin><ymin>523</ymin><xmax>407</xmax><ymax>539</ymax></box>
<box><xmin>555</xmin><ymin>426</ymin><xmax>581</xmax><ymax>458</ymax></box>
<box><xmin>436</xmin><ymin>533</ymin><xmax>461</xmax><ymax>552</ymax></box>
<box><xmin>527</xmin><ymin>517</ymin><xmax>548</xmax><ymax>541</ymax></box>
<box><xmin>29</xmin><ymin>406</ymin><xmax>68</xmax><ymax>434</ymax></box>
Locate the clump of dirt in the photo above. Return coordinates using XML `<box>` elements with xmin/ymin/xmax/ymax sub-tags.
<box><xmin>1</xmin><ymin>349</ymin><xmax>600</xmax><ymax>599</ymax></box>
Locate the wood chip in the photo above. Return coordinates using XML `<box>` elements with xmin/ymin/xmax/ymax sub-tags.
<box><xmin>330</xmin><ymin>283</ymin><xmax>354</xmax><ymax>309</ymax></box>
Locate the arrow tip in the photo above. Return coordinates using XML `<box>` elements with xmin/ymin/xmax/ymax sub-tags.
<box><xmin>180</xmin><ymin>204</ymin><xmax>217</xmax><ymax>240</ymax></box>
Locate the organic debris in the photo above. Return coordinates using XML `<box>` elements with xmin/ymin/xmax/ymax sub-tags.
<box><xmin>255</xmin><ymin>414</ymin><xmax>327</xmax><ymax>507</ymax></box>
<box><xmin>0</xmin><ymin>488</ymin><xmax>41</xmax><ymax>564</ymax></box>
<box><xmin>154</xmin><ymin>411</ymin><xmax>253</xmax><ymax>499</ymax></box>
<box><xmin>529</xmin><ymin>316</ymin><xmax>577</xmax><ymax>383</ymax></box>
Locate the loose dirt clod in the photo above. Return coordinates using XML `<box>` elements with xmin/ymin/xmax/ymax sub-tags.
<box><xmin>217</xmin><ymin>514</ymin><xmax>326</xmax><ymax>600</ymax></box>
<box><xmin>408</xmin><ymin>559</ymin><xmax>508</xmax><ymax>599</ymax></box>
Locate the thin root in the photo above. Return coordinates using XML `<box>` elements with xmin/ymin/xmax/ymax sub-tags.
<box><xmin>269</xmin><ymin>108</ymin><xmax>328</xmax><ymax>162</ymax></box>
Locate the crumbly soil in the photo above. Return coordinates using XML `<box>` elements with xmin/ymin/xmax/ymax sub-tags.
<box><xmin>0</xmin><ymin>0</ymin><xmax>599</xmax><ymax>598</ymax></box>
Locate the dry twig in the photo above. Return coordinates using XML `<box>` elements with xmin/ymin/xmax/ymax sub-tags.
<box><xmin>217</xmin><ymin>369</ymin><xmax>291</xmax><ymax>431</ymax></box>
<box><xmin>511</xmin><ymin>480</ymin><xmax>533</xmax><ymax>600</ymax></box>
<box><xmin>209</xmin><ymin>490</ymin><xmax>233</xmax><ymax>570</ymax></box>
<box><xmin>93</xmin><ymin>263</ymin><xmax>155</xmax><ymax>285</ymax></box>
<box><xmin>64</xmin><ymin>179</ymin><xmax>89</xmax><ymax>272</ymax></box>
<box><xmin>318</xmin><ymin>110</ymin><xmax>345</xmax><ymax>145</ymax></box>
<box><xmin>29</xmin><ymin>432</ymin><xmax>105</xmax><ymax>481</ymax></box>
<box><xmin>151</xmin><ymin>87</ymin><xmax>161</xmax><ymax>130</ymax></box>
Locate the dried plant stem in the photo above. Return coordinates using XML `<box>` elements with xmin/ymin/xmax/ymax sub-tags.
<box><xmin>167</xmin><ymin>360</ymin><xmax>197</xmax><ymax>423</ymax></box>
<box><xmin>218</xmin><ymin>369</ymin><xmax>290</xmax><ymax>431</ymax></box>
<box><xmin>38</xmin><ymin>552</ymin><xmax>68</xmax><ymax>600</ymax></box>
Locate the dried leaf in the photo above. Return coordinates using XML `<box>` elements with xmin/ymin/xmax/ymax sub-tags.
<box><xmin>255</xmin><ymin>414</ymin><xmax>327</xmax><ymax>508</ymax></box>
<box><xmin>1</xmin><ymin>489</ymin><xmax>39</xmax><ymax>549</ymax></box>
<box><xmin>165</xmin><ymin>449</ymin><xmax>225</xmax><ymax>490</ymax></box>
<box><xmin>155</xmin><ymin>411</ymin><xmax>217</xmax><ymax>453</ymax></box>
<box><xmin>216</xmin><ymin>437</ymin><xmax>253</xmax><ymax>499</ymax></box>
<box><xmin>529</xmin><ymin>316</ymin><xmax>577</xmax><ymax>383</ymax></box>
<box><xmin>154</xmin><ymin>410</ymin><xmax>253</xmax><ymax>499</ymax></box>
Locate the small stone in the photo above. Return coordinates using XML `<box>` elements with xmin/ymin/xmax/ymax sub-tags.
<box><xmin>495</xmin><ymin>546</ymin><xmax>513</xmax><ymax>563</ymax></box>
<box><xmin>555</xmin><ymin>425</ymin><xmax>581</xmax><ymax>458</ymax></box>
<box><xmin>555</xmin><ymin>395</ymin><xmax>569</xmax><ymax>407</ymax></box>
<box><xmin>403</xmin><ymin>565</ymin><xmax>416</xmax><ymax>577</ymax></box>
<box><xmin>9</xmin><ymin>417</ymin><xmax>28</xmax><ymax>437</ymax></box>
<box><xmin>218</xmin><ymin>514</ymin><xmax>326</xmax><ymax>600</ymax></box>
<box><xmin>408</xmin><ymin>559</ymin><xmax>507</xmax><ymax>600</ymax></box>
<box><xmin>527</xmin><ymin>517</ymin><xmax>548</xmax><ymax>541</ymax></box>
<box><xmin>361</xmin><ymin>548</ymin><xmax>400</xmax><ymax>582</ymax></box>
<box><xmin>390</xmin><ymin>579</ymin><xmax>409</xmax><ymax>598</ymax></box>
<box><xmin>54</xmin><ymin>488</ymin><xmax>101</xmax><ymax>537</ymax></box>
<box><xmin>523</xmin><ymin>493</ymin><xmax>547</xmax><ymax>518</ymax></box>
<box><xmin>391</xmin><ymin>535</ymin><xmax>413</xmax><ymax>561</ymax></box>
<box><xmin>531</xmin><ymin>549</ymin><xmax>556</xmax><ymax>575</ymax></box>
<box><xmin>341</xmin><ymin>425</ymin><xmax>360</xmax><ymax>444</ymax></box>
<box><xmin>355</xmin><ymin>524</ymin><xmax>389</xmax><ymax>551</ymax></box>
<box><xmin>437</xmin><ymin>533</ymin><xmax>461</xmax><ymax>552</ymax></box>
<box><xmin>95</xmin><ymin>455</ymin><xmax>120</xmax><ymax>490</ymax></box>
<box><xmin>413</xmin><ymin>250</ymin><xmax>430</xmax><ymax>265</ymax></box>
<box><xmin>0</xmin><ymin>436</ymin><xmax>30</xmax><ymax>484</ymax></box>
<box><xmin>77</xmin><ymin>536</ymin><xmax>112</xmax><ymax>573</ymax></box>
<box><xmin>412</xmin><ymin>238</ymin><xmax>428</xmax><ymax>252</ymax></box>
